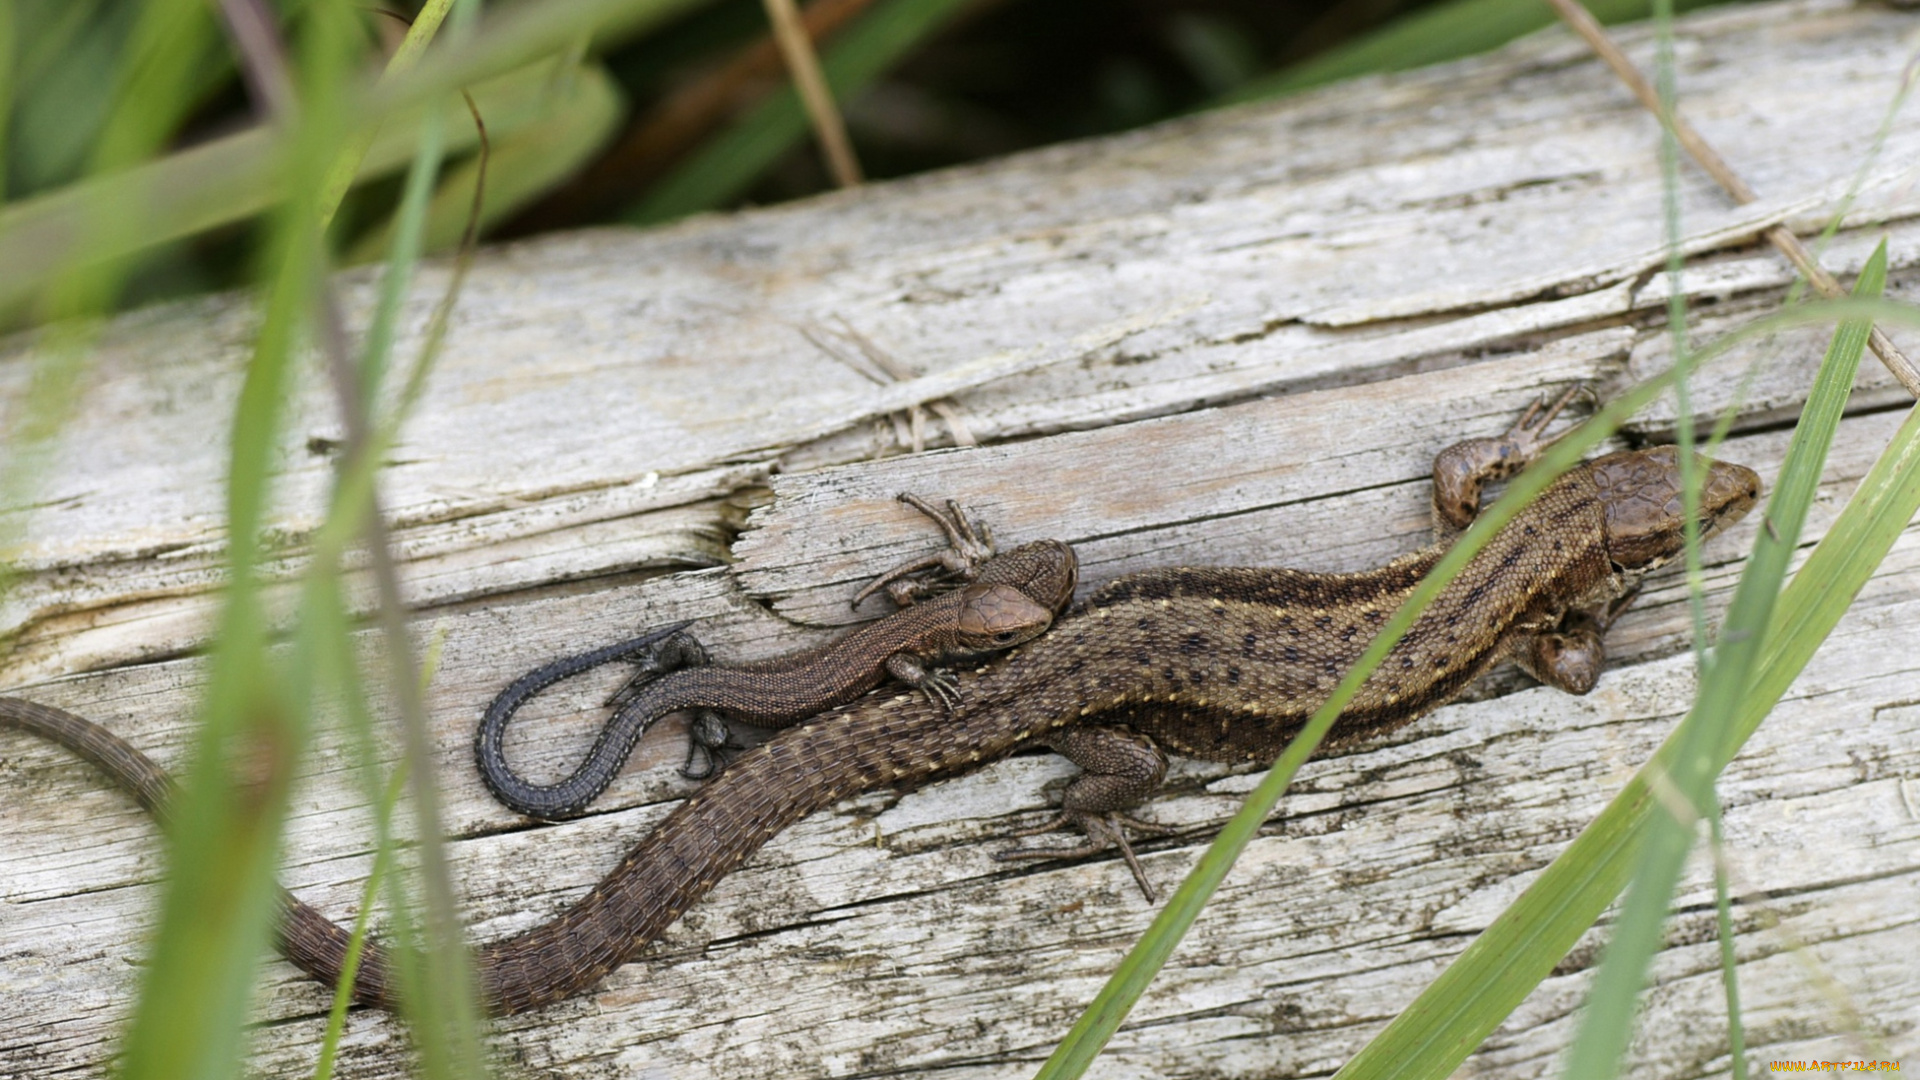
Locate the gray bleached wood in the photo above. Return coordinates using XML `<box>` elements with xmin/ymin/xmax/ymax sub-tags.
<box><xmin>4</xmin><ymin>0</ymin><xmax>1920</xmax><ymax>1076</ymax></box>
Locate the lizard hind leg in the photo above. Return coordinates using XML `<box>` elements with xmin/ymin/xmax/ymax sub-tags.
<box><xmin>680</xmin><ymin>710</ymin><xmax>740</xmax><ymax>780</ymax></box>
<box><xmin>994</xmin><ymin>726</ymin><xmax>1172</xmax><ymax>901</ymax></box>
<box><xmin>604</xmin><ymin>629</ymin><xmax>711</xmax><ymax>710</ymax></box>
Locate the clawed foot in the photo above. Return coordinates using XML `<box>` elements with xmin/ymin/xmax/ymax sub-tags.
<box><xmin>919</xmin><ymin>668</ymin><xmax>962</xmax><ymax>712</ymax></box>
<box><xmin>995</xmin><ymin>809</ymin><xmax>1178</xmax><ymax>902</ymax></box>
<box><xmin>852</xmin><ymin>494</ymin><xmax>996</xmax><ymax>610</ymax></box>
<box><xmin>680</xmin><ymin>709</ymin><xmax>741</xmax><ymax>780</ymax></box>
<box><xmin>1509</xmin><ymin>383</ymin><xmax>1588</xmax><ymax>450</ymax></box>
<box><xmin>605</xmin><ymin>628</ymin><xmax>711</xmax><ymax>709</ymax></box>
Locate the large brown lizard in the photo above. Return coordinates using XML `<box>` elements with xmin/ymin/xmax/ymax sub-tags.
<box><xmin>0</xmin><ymin>396</ymin><xmax>1760</xmax><ymax>1015</ymax></box>
<box><xmin>475</xmin><ymin>496</ymin><xmax>1074</xmax><ymax>817</ymax></box>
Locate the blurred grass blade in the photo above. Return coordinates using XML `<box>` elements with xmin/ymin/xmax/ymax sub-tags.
<box><xmin>354</xmin><ymin>106</ymin><xmax>452</xmax><ymax>410</ymax></box>
<box><xmin>630</xmin><ymin>0</ymin><xmax>970</xmax><ymax>224</ymax></box>
<box><xmin>347</xmin><ymin>60</ymin><xmax>622</xmax><ymax>261</ymax></box>
<box><xmin>1565</xmin><ymin>240</ymin><xmax>1883</xmax><ymax>1080</ymax></box>
<box><xmin>0</xmin><ymin>0</ymin><xmax>13</xmax><ymax>203</ymax></box>
<box><xmin>313</xmin><ymin>765</ymin><xmax>409</xmax><ymax>1080</ymax></box>
<box><xmin>308</xmin><ymin>0</ymin><xmax>495</xmax><ymax>1055</ymax></box>
<box><xmin>1224</xmin><ymin>0</ymin><xmax>1729</xmax><ymax>103</ymax></box>
<box><xmin>1707</xmin><ymin>803</ymin><xmax>1748</xmax><ymax>1080</ymax></box>
<box><xmin>0</xmin><ymin>0</ymin><xmax>710</xmax><ymax>312</ymax></box>
<box><xmin>1</xmin><ymin>58</ymin><xmax>602</xmax><ymax>312</ymax></box>
<box><xmin>316</xmin><ymin>0</ymin><xmax>457</xmax><ymax>227</ymax></box>
<box><xmin>39</xmin><ymin>0</ymin><xmax>219</xmax><ymax>320</ymax></box>
<box><xmin>113</xmin><ymin>14</ymin><xmax>357</xmax><ymax>1080</ymax></box>
<box><xmin>113</xmin><ymin>5</ymin><xmax>365</xmax><ymax>1078</ymax></box>
<box><xmin>762</xmin><ymin>0</ymin><xmax>864</xmax><ymax>186</ymax></box>
<box><xmin>1333</xmin><ymin>250</ymin><xmax>1900</xmax><ymax>1080</ymax></box>
<box><xmin>1</xmin><ymin>0</ymin><xmax>219</xmax><ymax>556</ymax></box>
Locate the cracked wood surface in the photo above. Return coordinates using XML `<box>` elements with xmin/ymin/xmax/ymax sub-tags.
<box><xmin>4</xmin><ymin>1</ymin><xmax>1920</xmax><ymax>1076</ymax></box>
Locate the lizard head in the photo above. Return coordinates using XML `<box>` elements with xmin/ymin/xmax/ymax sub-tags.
<box><xmin>953</xmin><ymin>583</ymin><xmax>1059</xmax><ymax>650</ymax></box>
<box><xmin>954</xmin><ymin>539</ymin><xmax>1080</xmax><ymax>649</ymax></box>
<box><xmin>1590</xmin><ymin>445</ymin><xmax>1761</xmax><ymax>573</ymax></box>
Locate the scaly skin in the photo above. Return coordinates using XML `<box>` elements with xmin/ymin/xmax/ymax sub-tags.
<box><xmin>0</xmin><ymin>407</ymin><xmax>1759</xmax><ymax>1015</ymax></box>
<box><xmin>475</xmin><ymin>502</ymin><xmax>1074</xmax><ymax>818</ymax></box>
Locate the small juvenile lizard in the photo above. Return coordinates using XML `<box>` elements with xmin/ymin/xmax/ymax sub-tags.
<box><xmin>475</xmin><ymin>496</ymin><xmax>1076</xmax><ymax>818</ymax></box>
<box><xmin>0</xmin><ymin>395</ymin><xmax>1761</xmax><ymax>1015</ymax></box>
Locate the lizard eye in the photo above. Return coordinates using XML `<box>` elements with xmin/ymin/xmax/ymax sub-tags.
<box><xmin>993</xmin><ymin>631</ymin><xmax>1017</xmax><ymax>643</ymax></box>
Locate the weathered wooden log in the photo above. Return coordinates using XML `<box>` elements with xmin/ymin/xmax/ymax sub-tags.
<box><xmin>3</xmin><ymin>1</ymin><xmax>1917</xmax><ymax>1075</ymax></box>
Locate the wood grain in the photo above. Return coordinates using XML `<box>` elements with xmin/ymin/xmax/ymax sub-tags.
<box><xmin>3</xmin><ymin>1</ymin><xmax>1918</xmax><ymax>1076</ymax></box>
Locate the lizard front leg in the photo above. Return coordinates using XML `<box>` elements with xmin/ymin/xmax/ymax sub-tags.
<box><xmin>596</xmin><ymin>628</ymin><xmax>735</xmax><ymax>779</ymax></box>
<box><xmin>884</xmin><ymin>653</ymin><xmax>962</xmax><ymax>712</ymax></box>
<box><xmin>1430</xmin><ymin>384</ymin><xmax>1587</xmax><ymax>537</ymax></box>
<box><xmin>996</xmin><ymin>725</ymin><xmax>1174</xmax><ymax>901</ymax></box>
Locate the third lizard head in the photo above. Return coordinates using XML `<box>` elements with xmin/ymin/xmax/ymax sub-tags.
<box><xmin>951</xmin><ymin>538</ymin><xmax>1081</xmax><ymax>651</ymax></box>
<box><xmin>1588</xmin><ymin>445</ymin><xmax>1761</xmax><ymax>574</ymax></box>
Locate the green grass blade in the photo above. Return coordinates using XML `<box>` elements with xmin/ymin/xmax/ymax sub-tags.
<box><xmin>0</xmin><ymin>0</ymin><xmax>13</xmax><ymax>204</ymax></box>
<box><xmin>1333</xmin><ymin>256</ymin><xmax>1903</xmax><ymax>1080</ymax></box>
<box><xmin>315</xmin><ymin>0</ymin><xmax>458</xmax><ymax>228</ymax></box>
<box><xmin>112</xmin><ymin>6</ymin><xmax>360</xmax><ymax>1078</ymax></box>
<box><xmin>0</xmin><ymin>0</ymin><xmax>708</xmax><ymax>313</ymax></box>
<box><xmin>1036</xmin><ymin>366</ymin><xmax>1695</xmax><ymax>1080</ymax></box>
<box><xmin>1707</xmin><ymin>802</ymin><xmax>1748</xmax><ymax>1080</ymax></box>
<box><xmin>1738</xmin><ymin>407</ymin><xmax>1920</xmax><ymax>756</ymax></box>
<box><xmin>312</xmin><ymin>766</ymin><xmax>409</xmax><ymax>1080</ymax></box>
<box><xmin>347</xmin><ymin>59</ymin><xmax>622</xmax><ymax>262</ymax></box>
<box><xmin>314</xmin><ymin>2</ymin><xmax>493</xmax><ymax>1071</ymax></box>
<box><xmin>354</xmin><ymin>108</ymin><xmax>449</xmax><ymax>410</ymax></box>
<box><xmin>1565</xmin><ymin>240</ymin><xmax>1883</xmax><ymax>1080</ymax></box>
<box><xmin>1221</xmin><ymin>0</ymin><xmax>1730</xmax><ymax>103</ymax></box>
<box><xmin>629</xmin><ymin>0</ymin><xmax>972</xmax><ymax>224</ymax></box>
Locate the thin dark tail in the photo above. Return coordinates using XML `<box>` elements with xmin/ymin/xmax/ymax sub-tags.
<box><xmin>2</xmin><ymin>689</ymin><xmax>950</xmax><ymax>1016</ymax></box>
<box><xmin>473</xmin><ymin>622</ymin><xmax>693</xmax><ymax>819</ymax></box>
